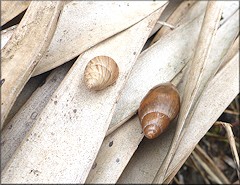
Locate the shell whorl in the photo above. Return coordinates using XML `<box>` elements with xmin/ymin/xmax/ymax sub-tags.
<box><xmin>138</xmin><ymin>82</ymin><xmax>180</xmax><ymax>139</ymax></box>
<box><xmin>84</xmin><ymin>56</ymin><xmax>119</xmax><ymax>90</ymax></box>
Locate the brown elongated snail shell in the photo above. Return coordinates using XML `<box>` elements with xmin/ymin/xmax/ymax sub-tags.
<box><xmin>84</xmin><ymin>56</ymin><xmax>119</xmax><ymax>91</ymax></box>
<box><xmin>138</xmin><ymin>82</ymin><xmax>180</xmax><ymax>139</ymax></box>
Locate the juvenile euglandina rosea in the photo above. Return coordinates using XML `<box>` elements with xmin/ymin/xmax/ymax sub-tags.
<box><xmin>84</xmin><ymin>56</ymin><xmax>119</xmax><ymax>91</ymax></box>
<box><xmin>138</xmin><ymin>82</ymin><xmax>180</xmax><ymax>139</ymax></box>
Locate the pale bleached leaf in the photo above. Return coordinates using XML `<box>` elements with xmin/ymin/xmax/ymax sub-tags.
<box><xmin>1</xmin><ymin>1</ymin><xmax>64</xmax><ymax>128</ymax></box>
<box><xmin>1</xmin><ymin>9</ymin><xmax>164</xmax><ymax>183</ymax></box>
<box><xmin>33</xmin><ymin>1</ymin><xmax>168</xmax><ymax>76</ymax></box>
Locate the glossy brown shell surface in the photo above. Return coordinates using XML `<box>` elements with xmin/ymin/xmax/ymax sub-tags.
<box><xmin>138</xmin><ymin>82</ymin><xmax>180</xmax><ymax>139</ymax></box>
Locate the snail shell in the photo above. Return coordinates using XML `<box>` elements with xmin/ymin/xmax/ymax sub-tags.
<box><xmin>84</xmin><ymin>56</ymin><xmax>119</xmax><ymax>91</ymax></box>
<box><xmin>138</xmin><ymin>82</ymin><xmax>180</xmax><ymax>139</ymax></box>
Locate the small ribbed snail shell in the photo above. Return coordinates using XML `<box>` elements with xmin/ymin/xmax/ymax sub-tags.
<box><xmin>84</xmin><ymin>56</ymin><xmax>119</xmax><ymax>90</ymax></box>
<box><xmin>138</xmin><ymin>82</ymin><xmax>180</xmax><ymax>139</ymax></box>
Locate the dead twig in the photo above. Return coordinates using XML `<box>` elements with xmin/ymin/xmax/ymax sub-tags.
<box><xmin>150</xmin><ymin>0</ymin><xmax>196</xmax><ymax>45</ymax></box>
<box><xmin>215</xmin><ymin>121</ymin><xmax>240</xmax><ymax>181</ymax></box>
